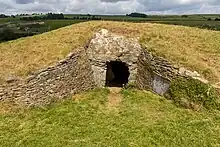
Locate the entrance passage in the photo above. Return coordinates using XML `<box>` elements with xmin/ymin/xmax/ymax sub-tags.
<box><xmin>106</xmin><ymin>61</ymin><xmax>130</xmax><ymax>87</ymax></box>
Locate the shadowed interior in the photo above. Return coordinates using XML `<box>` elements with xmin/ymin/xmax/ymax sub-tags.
<box><xmin>106</xmin><ymin>61</ymin><xmax>130</xmax><ymax>87</ymax></box>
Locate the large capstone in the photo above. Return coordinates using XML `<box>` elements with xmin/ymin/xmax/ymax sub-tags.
<box><xmin>87</xmin><ymin>29</ymin><xmax>142</xmax><ymax>87</ymax></box>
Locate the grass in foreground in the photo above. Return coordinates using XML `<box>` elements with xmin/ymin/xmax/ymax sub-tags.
<box><xmin>0</xmin><ymin>88</ymin><xmax>220</xmax><ymax>146</ymax></box>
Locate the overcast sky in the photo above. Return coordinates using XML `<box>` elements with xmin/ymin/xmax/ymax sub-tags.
<box><xmin>1</xmin><ymin>0</ymin><xmax>220</xmax><ymax>15</ymax></box>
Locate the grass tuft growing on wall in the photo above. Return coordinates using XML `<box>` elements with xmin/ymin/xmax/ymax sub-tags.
<box><xmin>168</xmin><ymin>77</ymin><xmax>220</xmax><ymax>110</ymax></box>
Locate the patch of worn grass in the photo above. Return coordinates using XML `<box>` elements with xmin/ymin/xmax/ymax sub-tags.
<box><xmin>0</xmin><ymin>21</ymin><xmax>220</xmax><ymax>84</ymax></box>
<box><xmin>0</xmin><ymin>88</ymin><xmax>220</xmax><ymax>146</ymax></box>
<box><xmin>0</xmin><ymin>101</ymin><xmax>21</xmax><ymax>115</ymax></box>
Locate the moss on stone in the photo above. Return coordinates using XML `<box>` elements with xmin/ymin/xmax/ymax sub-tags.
<box><xmin>124</xmin><ymin>82</ymin><xmax>136</xmax><ymax>89</ymax></box>
<box><xmin>167</xmin><ymin>77</ymin><xmax>220</xmax><ymax>110</ymax></box>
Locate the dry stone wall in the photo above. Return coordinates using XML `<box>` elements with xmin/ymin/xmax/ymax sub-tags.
<box><xmin>136</xmin><ymin>49</ymin><xmax>210</xmax><ymax>95</ymax></box>
<box><xmin>136</xmin><ymin>50</ymin><xmax>179</xmax><ymax>95</ymax></box>
<box><xmin>0</xmin><ymin>48</ymin><xmax>95</xmax><ymax>106</ymax></box>
<box><xmin>0</xmin><ymin>29</ymin><xmax>211</xmax><ymax>106</ymax></box>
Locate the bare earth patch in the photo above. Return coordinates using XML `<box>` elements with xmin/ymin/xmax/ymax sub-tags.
<box><xmin>0</xmin><ymin>101</ymin><xmax>22</xmax><ymax>114</ymax></box>
<box><xmin>107</xmin><ymin>87</ymin><xmax>123</xmax><ymax>110</ymax></box>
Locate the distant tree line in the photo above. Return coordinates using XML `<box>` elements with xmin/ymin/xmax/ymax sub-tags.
<box><xmin>20</xmin><ymin>13</ymin><xmax>102</xmax><ymax>21</ymax></box>
<box><xmin>17</xmin><ymin>14</ymin><xmax>29</xmax><ymax>16</ymax></box>
<box><xmin>126</xmin><ymin>13</ymin><xmax>148</xmax><ymax>18</ymax></box>
<box><xmin>181</xmin><ymin>15</ymin><xmax>188</xmax><ymax>18</ymax></box>
<box><xmin>0</xmin><ymin>14</ymin><xmax>16</xmax><ymax>18</ymax></box>
<box><xmin>72</xmin><ymin>16</ymin><xmax>101</xmax><ymax>20</ymax></box>
<box><xmin>207</xmin><ymin>18</ymin><xmax>220</xmax><ymax>21</ymax></box>
<box><xmin>46</xmin><ymin>13</ymin><xmax>64</xmax><ymax>19</ymax></box>
<box><xmin>20</xmin><ymin>13</ymin><xmax>64</xmax><ymax>21</ymax></box>
<box><xmin>0</xmin><ymin>14</ymin><xmax>10</xmax><ymax>18</ymax></box>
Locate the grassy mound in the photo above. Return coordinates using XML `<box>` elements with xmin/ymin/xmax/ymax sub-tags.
<box><xmin>0</xmin><ymin>21</ymin><xmax>220</xmax><ymax>84</ymax></box>
<box><xmin>0</xmin><ymin>88</ymin><xmax>220</xmax><ymax>146</ymax></box>
<box><xmin>168</xmin><ymin>77</ymin><xmax>220</xmax><ymax>110</ymax></box>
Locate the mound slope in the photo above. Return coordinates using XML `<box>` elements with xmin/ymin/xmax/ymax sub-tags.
<box><xmin>0</xmin><ymin>21</ymin><xmax>220</xmax><ymax>85</ymax></box>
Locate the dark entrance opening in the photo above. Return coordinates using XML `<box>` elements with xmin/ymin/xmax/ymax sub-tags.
<box><xmin>105</xmin><ymin>61</ymin><xmax>130</xmax><ymax>87</ymax></box>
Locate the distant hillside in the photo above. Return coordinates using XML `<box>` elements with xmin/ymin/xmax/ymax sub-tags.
<box><xmin>1</xmin><ymin>13</ymin><xmax>220</xmax><ymax>42</ymax></box>
<box><xmin>0</xmin><ymin>21</ymin><xmax>220</xmax><ymax>85</ymax></box>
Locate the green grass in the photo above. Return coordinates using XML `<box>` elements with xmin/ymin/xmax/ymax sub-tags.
<box><xmin>151</xmin><ymin>20</ymin><xmax>220</xmax><ymax>31</ymax></box>
<box><xmin>0</xmin><ymin>18</ymin><xmax>87</xmax><ymax>43</ymax></box>
<box><xmin>0</xmin><ymin>88</ymin><xmax>220</xmax><ymax>146</ymax></box>
<box><xmin>168</xmin><ymin>77</ymin><xmax>220</xmax><ymax>110</ymax></box>
<box><xmin>43</xmin><ymin>20</ymin><xmax>86</xmax><ymax>31</ymax></box>
<box><xmin>0</xmin><ymin>17</ymin><xmax>23</xmax><ymax>24</ymax></box>
<box><xmin>0</xmin><ymin>18</ymin><xmax>9</xmax><ymax>24</ymax></box>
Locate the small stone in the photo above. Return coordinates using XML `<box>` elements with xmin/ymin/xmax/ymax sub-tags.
<box><xmin>193</xmin><ymin>71</ymin><xmax>200</xmax><ymax>77</ymax></box>
<box><xmin>178</xmin><ymin>67</ymin><xmax>186</xmax><ymax>75</ymax></box>
<box><xmin>5</xmin><ymin>75</ymin><xmax>20</xmax><ymax>83</ymax></box>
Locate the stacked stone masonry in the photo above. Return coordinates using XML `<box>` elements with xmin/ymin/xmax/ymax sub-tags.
<box><xmin>0</xmin><ymin>29</ymin><xmax>209</xmax><ymax>106</ymax></box>
<box><xmin>0</xmin><ymin>48</ymin><xmax>95</xmax><ymax>106</ymax></box>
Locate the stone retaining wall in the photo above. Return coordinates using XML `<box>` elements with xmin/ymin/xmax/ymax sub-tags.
<box><xmin>0</xmin><ymin>29</ymin><xmax>210</xmax><ymax>106</ymax></box>
<box><xmin>0</xmin><ymin>48</ymin><xmax>95</xmax><ymax>106</ymax></box>
<box><xmin>136</xmin><ymin>50</ymin><xmax>179</xmax><ymax>95</ymax></box>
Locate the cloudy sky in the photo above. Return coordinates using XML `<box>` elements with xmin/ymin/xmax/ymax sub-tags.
<box><xmin>1</xmin><ymin>0</ymin><xmax>220</xmax><ymax>15</ymax></box>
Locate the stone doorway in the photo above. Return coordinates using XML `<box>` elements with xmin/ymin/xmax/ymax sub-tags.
<box><xmin>105</xmin><ymin>61</ymin><xmax>130</xmax><ymax>87</ymax></box>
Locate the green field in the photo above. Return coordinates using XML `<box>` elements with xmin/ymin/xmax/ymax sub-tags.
<box><xmin>44</xmin><ymin>20</ymin><xmax>85</xmax><ymax>30</ymax></box>
<box><xmin>0</xmin><ymin>88</ymin><xmax>220</xmax><ymax>146</ymax></box>
<box><xmin>151</xmin><ymin>20</ymin><xmax>220</xmax><ymax>31</ymax></box>
<box><xmin>1</xmin><ymin>14</ymin><xmax>220</xmax><ymax>42</ymax></box>
<box><xmin>0</xmin><ymin>18</ymin><xmax>85</xmax><ymax>42</ymax></box>
<box><xmin>0</xmin><ymin>18</ymin><xmax>21</xmax><ymax>24</ymax></box>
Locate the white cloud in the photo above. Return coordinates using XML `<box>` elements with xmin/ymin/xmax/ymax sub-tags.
<box><xmin>0</xmin><ymin>0</ymin><xmax>220</xmax><ymax>14</ymax></box>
